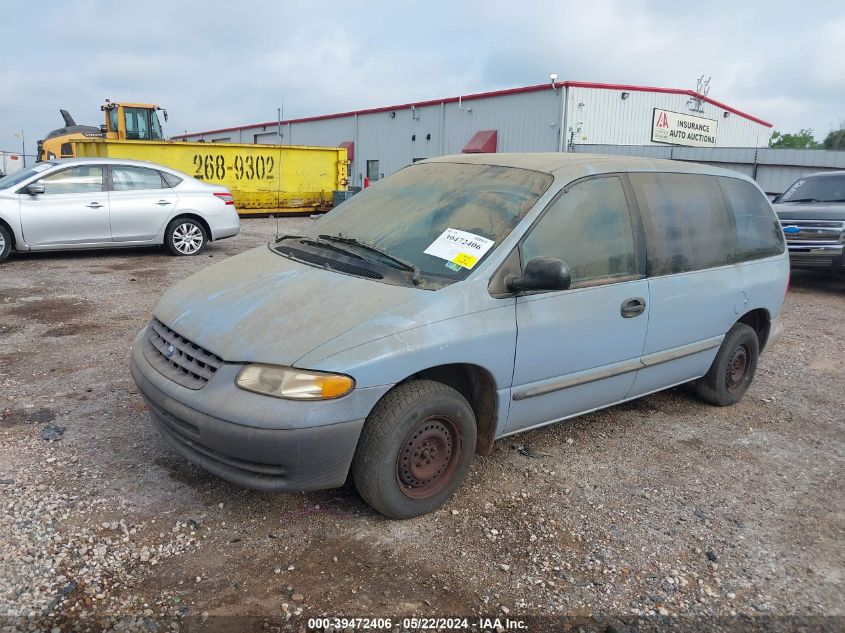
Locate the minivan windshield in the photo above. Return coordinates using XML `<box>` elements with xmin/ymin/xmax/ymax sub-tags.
<box><xmin>778</xmin><ymin>173</ymin><xmax>845</xmax><ymax>203</ymax></box>
<box><xmin>284</xmin><ymin>162</ymin><xmax>553</xmax><ymax>284</ymax></box>
<box><xmin>0</xmin><ymin>162</ymin><xmax>55</xmax><ymax>190</ymax></box>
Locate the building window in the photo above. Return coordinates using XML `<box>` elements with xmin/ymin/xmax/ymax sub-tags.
<box><xmin>367</xmin><ymin>160</ymin><xmax>380</xmax><ymax>181</ymax></box>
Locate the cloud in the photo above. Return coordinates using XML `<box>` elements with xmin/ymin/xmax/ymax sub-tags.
<box><xmin>1</xmin><ymin>0</ymin><xmax>843</xmax><ymax>158</ymax></box>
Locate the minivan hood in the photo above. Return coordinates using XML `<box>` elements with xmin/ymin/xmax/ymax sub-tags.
<box><xmin>154</xmin><ymin>245</ymin><xmax>421</xmax><ymax>365</ymax></box>
<box><xmin>774</xmin><ymin>202</ymin><xmax>845</xmax><ymax>222</ymax></box>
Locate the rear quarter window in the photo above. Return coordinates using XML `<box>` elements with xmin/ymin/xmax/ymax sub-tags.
<box><xmin>630</xmin><ymin>173</ymin><xmax>738</xmax><ymax>276</ymax></box>
<box><xmin>161</xmin><ymin>171</ymin><xmax>183</xmax><ymax>188</ymax></box>
<box><xmin>718</xmin><ymin>177</ymin><xmax>785</xmax><ymax>261</ymax></box>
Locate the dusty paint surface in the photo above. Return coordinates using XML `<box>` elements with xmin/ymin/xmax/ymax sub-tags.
<box><xmin>154</xmin><ymin>245</ymin><xmax>424</xmax><ymax>365</ymax></box>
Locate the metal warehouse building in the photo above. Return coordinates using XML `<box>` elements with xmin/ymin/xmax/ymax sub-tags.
<box><xmin>175</xmin><ymin>80</ymin><xmax>773</xmax><ymax>188</ymax></box>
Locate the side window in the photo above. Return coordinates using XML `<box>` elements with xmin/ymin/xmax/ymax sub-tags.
<box><xmin>108</xmin><ymin>108</ymin><xmax>119</xmax><ymax>133</ymax></box>
<box><xmin>37</xmin><ymin>165</ymin><xmax>104</xmax><ymax>195</ymax></box>
<box><xmin>160</xmin><ymin>171</ymin><xmax>183</xmax><ymax>188</ymax></box>
<box><xmin>521</xmin><ymin>176</ymin><xmax>638</xmax><ymax>285</ymax></box>
<box><xmin>112</xmin><ymin>165</ymin><xmax>165</xmax><ymax>191</ymax></box>
<box><xmin>150</xmin><ymin>112</ymin><xmax>164</xmax><ymax>140</ymax></box>
<box><xmin>719</xmin><ymin>177</ymin><xmax>785</xmax><ymax>261</ymax></box>
<box><xmin>631</xmin><ymin>173</ymin><xmax>738</xmax><ymax>275</ymax></box>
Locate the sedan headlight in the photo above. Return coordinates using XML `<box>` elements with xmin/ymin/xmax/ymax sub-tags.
<box><xmin>236</xmin><ymin>364</ymin><xmax>354</xmax><ymax>400</ymax></box>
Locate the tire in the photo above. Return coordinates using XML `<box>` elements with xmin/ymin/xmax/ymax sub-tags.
<box><xmin>0</xmin><ymin>224</ymin><xmax>11</xmax><ymax>263</ymax></box>
<box><xmin>352</xmin><ymin>380</ymin><xmax>477</xmax><ymax>519</ymax></box>
<box><xmin>165</xmin><ymin>218</ymin><xmax>207</xmax><ymax>256</ymax></box>
<box><xmin>694</xmin><ymin>323</ymin><xmax>759</xmax><ymax>406</ymax></box>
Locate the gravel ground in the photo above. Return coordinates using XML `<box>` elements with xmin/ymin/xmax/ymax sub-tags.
<box><xmin>0</xmin><ymin>217</ymin><xmax>843</xmax><ymax>632</ymax></box>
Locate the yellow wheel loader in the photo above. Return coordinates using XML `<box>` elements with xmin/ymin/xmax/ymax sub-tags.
<box><xmin>38</xmin><ymin>101</ymin><xmax>168</xmax><ymax>160</ymax></box>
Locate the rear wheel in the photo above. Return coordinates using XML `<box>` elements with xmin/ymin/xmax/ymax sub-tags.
<box><xmin>165</xmin><ymin>218</ymin><xmax>207</xmax><ymax>256</ymax></box>
<box><xmin>352</xmin><ymin>380</ymin><xmax>477</xmax><ymax>519</ymax></box>
<box><xmin>0</xmin><ymin>225</ymin><xmax>11</xmax><ymax>263</ymax></box>
<box><xmin>694</xmin><ymin>323</ymin><xmax>759</xmax><ymax>406</ymax></box>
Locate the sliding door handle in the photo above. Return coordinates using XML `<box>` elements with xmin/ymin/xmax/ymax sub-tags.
<box><xmin>621</xmin><ymin>297</ymin><xmax>646</xmax><ymax>318</ymax></box>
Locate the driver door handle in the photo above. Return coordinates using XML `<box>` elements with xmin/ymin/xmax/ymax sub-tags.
<box><xmin>85</xmin><ymin>202</ymin><xmax>104</xmax><ymax>209</ymax></box>
<box><xmin>621</xmin><ymin>297</ymin><xmax>646</xmax><ymax>318</ymax></box>
<box><xmin>155</xmin><ymin>200</ymin><xmax>172</xmax><ymax>206</ymax></box>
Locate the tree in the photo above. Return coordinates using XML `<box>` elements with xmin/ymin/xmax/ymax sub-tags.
<box><xmin>769</xmin><ymin>129</ymin><xmax>820</xmax><ymax>149</ymax></box>
<box><xmin>822</xmin><ymin>127</ymin><xmax>845</xmax><ymax>151</ymax></box>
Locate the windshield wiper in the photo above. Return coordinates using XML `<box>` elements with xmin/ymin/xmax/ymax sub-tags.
<box><xmin>785</xmin><ymin>198</ymin><xmax>822</xmax><ymax>203</ymax></box>
<box><xmin>274</xmin><ymin>234</ymin><xmax>364</xmax><ymax>259</ymax></box>
<box><xmin>318</xmin><ymin>234</ymin><xmax>421</xmax><ymax>285</ymax></box>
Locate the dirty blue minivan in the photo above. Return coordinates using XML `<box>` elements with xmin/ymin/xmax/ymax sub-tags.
<box><xmin>130</xmin><ymin>154</ymin><xmax>789</xmax><ymax>518</ymax></box>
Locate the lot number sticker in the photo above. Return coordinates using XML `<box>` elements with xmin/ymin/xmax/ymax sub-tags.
<box><xmin>424</xmin><ymin>228</ymin><xmax>495</xmax><ymax>270</ymax></box>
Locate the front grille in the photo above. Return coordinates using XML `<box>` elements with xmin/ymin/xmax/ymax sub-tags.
<box><xmin>144</xmin><ymin>318</ymin><xmax>223</xmax><ymax>389</ymax></box>
<box><xmin>780</xmin><ymin>219</ymin><xmax>845</xmax><ymax>244</ymax></box>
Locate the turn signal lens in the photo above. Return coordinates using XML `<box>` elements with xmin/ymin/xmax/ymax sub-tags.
<box><xmin>236</xmin><ymin>364</ymin><xmax>354</xmax><ymax>400</ymax></box>
<box><xmin>319</xmin><ymin>375</ymin><xmax>355</xmax><ymax>398</ymax></box>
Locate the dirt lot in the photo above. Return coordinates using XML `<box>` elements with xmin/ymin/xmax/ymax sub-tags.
<box><xmin>1</xmin><ymin>218</ymin><xmax>843</xmax><ymax>631</ymax></box>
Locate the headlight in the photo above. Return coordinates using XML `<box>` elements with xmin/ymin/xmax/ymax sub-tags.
<box><xmin>236</xmin><ymin>364</ymin><xmax>354</xmax><ymax>400</ymax></box>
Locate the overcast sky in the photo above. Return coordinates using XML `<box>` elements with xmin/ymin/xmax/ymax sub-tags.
<box><xmin>2</xmin><ymin>1</ymin><xmax>843</xmax><ymax>158</ymax></box>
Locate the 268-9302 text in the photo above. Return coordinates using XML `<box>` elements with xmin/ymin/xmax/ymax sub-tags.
<box><xmin>191</xmin><ymin>153</ymin><xmax>275</xmax><ymax>181</ymax></box>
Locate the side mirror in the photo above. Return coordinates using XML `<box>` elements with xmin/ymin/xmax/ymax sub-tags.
<box><xmin>27</xmin><ymin>183</ymin><xmax>46</xmax><ymax>195</ymax></box>
<box><xmin>506</xmin><ymin>256</ymin><xmax>572</xmax><ymax>292</ymax></box>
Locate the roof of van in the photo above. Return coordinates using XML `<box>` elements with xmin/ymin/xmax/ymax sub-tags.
<box><xmin>423</xmin><ymin>152</ymin><xmax>754</xmax><ymax>181</ymax></box>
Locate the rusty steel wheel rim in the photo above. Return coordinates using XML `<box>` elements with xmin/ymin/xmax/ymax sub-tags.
<box><xmin>725</xmin><ymin>343</ymin><xmax>751</xmax><ymax>394</ymax></box>
<box><xmin>396</xmin><ymin>415</ymin><xmax>462</xmax><ymax>500</ymax></box>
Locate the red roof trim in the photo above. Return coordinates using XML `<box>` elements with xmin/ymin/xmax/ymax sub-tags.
<box><xmin>562</xmin><ymin>82</ymin><xmax>773</xmax><ymax>127</ymax></box>
<box><xmin>172</xmin><ymin>80</ymin><xmax>771</xmax><ymax>138</ymax></box>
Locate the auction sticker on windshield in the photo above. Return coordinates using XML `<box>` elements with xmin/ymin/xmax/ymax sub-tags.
<box><xmin>424</xmin><ymin>228</ymin><xmax>495</xmax><ymax>270</ymax></box>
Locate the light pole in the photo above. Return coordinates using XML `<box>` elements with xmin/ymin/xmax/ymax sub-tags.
<box><xmin>13</xmin><ymin>131</ymin><xmax>26</xmax><ymax>167</ymax></box>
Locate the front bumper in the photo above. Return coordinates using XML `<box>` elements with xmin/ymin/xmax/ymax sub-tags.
<box><xmin>130</xmin><ymin>328</ymin><xmax>387</xmax><ymax>492</ymax></box>
<box><xmin>786</xmin><ymin>242</ymin><xmax>844</xmax><ymax>270</ymax></box>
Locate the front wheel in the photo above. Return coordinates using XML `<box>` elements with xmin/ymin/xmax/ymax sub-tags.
<box><xmin>694</xmin><ymin>323</ymin><xmax>759</xmax><ymax>406</ymax></box>
<box><xmin>0</xmin><ymin>224</ymin><xmax>11</xmax><ymax>262</ymax></box>
<box><xmin>165</xmin><ymin>218</ymin><xmax>207</xmax><ymax>256</ymax></box>
<box><xmin>352</xmin><ymin>380</ymin><xmax>477</xmax><ymax>519</ymax></box>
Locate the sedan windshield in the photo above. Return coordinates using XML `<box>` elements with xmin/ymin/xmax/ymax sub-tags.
<box><xmin>287</xmin><ymin>162</ymin><xmax>552</xmax><ymax>284</ymax></box>
<box><xmin>779</xmin><ymin>174</ymin><xmax>845</xmax><ymax>203</ymax></box>
<box><xmin>0</xmin><ymin>162</ymin><xmax>55</xmax><ymax>190</ymax></box>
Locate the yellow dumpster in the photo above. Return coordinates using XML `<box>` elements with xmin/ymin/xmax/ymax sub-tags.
<box><xmin>72</xmin><ymin>139</ymin><xmax>348</xmax><ymax>215</ymax></box>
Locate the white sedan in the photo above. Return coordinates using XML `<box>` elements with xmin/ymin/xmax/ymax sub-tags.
<box><xmin>0</xmin><ymin>157</ymin><xmax>240</xmax><ymax>262</ymax></box>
